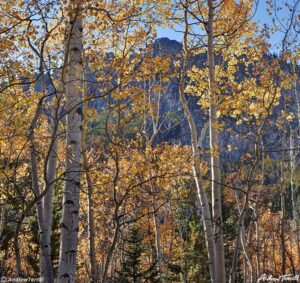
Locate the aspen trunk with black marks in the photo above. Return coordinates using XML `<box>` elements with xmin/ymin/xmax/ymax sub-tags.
<box><xmin>178</xmin><ymin>6</ymin><xmax>216</xmax><ymax>281</ymax></box>
<box><xmin>29</xmin><ymin>103</ymin><xmax>54</xmax><ymax>282</ymax></box>
<box><xmin>207</xmin><ymin>0</ymin><xmax>226</xmax><ymax>281</ymax></box>
<box><xmin>40</xmin><ymin>97</ymin><xmax>60</xmax><ymax>280</ymax></box>
<box><xmin>30</xmin><ymin>143</ymin><xmax>54</xmax><ymax>283</ymax></box>
<box><xmin>57</xmin><ymin>2</ymin><xmax>83</xmax><ymax>282</ymax></box>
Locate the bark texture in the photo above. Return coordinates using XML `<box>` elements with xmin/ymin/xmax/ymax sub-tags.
<box><xmin>41</xmin><ymin>104</ymin><xmax>59</xmax><ymax>281</ymax></box>
<box><xmin>207</xmin><ymin>0</ymin><xmax>226</xmax><ymax>281</ymax></box>
<box><xmin>57</xmin><ymin>3</ymin><xmax>83</xmax><ymax>282</ymax></box>
<box><xmin>178</xmin><ymin>8</ymin><xmax>216</xmax><ymax>281</ymax></box>
<box><xmin>27</xmin><ymin>94</ymin><xmax>54</xmax><ymax>282</ymax></box>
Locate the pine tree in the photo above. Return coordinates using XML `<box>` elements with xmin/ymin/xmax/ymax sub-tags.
<box><xmin>118</xmin><ymin>225</ymin><xmax>158</xmax><ymax>283</ymax></box>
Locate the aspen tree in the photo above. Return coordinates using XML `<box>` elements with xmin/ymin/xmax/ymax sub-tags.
<box><xmin>179</xmin><ymin>3</ymin><xmax>216</xmax><ymax>281</ymax></box>
<box><xmin>57</xmin><ymin>1</ymin><xmax>84</xmax><ymax>281</ymax></box>
<box><xmin>206</xmin><ymin>0</ymin><xmax>226</xmax><ymax>281</ymax></box>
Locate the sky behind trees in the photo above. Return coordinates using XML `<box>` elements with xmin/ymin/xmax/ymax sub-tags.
<box><xmin>157</xmin><ymin>0</ymin><xmax>287</xmax><ymax>52</ymax></box>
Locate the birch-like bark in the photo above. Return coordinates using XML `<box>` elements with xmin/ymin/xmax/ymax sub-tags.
<box><xmin>30</xmin><ymin>144</ymin><xmax>54</xmax><ymax>283</ymax></box>
<box><xmin>57</xmin><ymin>3</ymin><xmax>83</xmax><ymax>281</ymax></box>
<box><xmin>41</xmin><ymin>98</ymin><xmax>60</xmax><ymax>280</ymax></box>
<box><xmin>206</xmin><ymin>0</ymin><xmax>226</xmax><ymax>281</ymax></box>
<box><xmin>28</xmin><ymin>99</ymin><xmax>54</xmax><ymax>282</ymax></box>
<box><xmin>178</xmin><ymin>7</ymin><xmax>216</xmax><ymax>281</ymax></box>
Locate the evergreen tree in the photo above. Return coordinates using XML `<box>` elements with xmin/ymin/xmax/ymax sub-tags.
<box><xmin>168</xmin><ymin>181</ymin><xmax>210</xmax><ymax>282</ymax></box>
<box><xmin>118</xmin><ymin>225</ymin><xmax>158</xmax><ymax>282</ymax></box>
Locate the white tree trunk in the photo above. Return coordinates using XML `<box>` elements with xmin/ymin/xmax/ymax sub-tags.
<box><xmin>41</xmin><ymin>105</ymin><xmax>59</xmax><ymax>280</ymax></box>
<box><xmin>207</xmin><ymin>0</ymin><xmax>226</xmax><ymax>281</ymax></box>
<box><xmin>28</xmin><ymin>93</ymin><xmax>54</xmax><ymax>282</ymax></box>
<box><xmin>179</xmin><ymin>13</ymin><xmax>216</xmax><ymax>277</ymax></box>
<box><xmin>179</xmin><ymin>79</ymin><xmax>216</xmax><ymax>282</ymax></box>
<box><xmin>57</xmin><ymin>3</ymin><xmax>83</xmax><ymax>281</ymax></box>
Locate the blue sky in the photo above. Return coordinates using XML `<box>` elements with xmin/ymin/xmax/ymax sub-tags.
<box><xmin>156</xmin><ymin>0</ymin><xmax>286</xmax><ymax>52</ymax></box>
